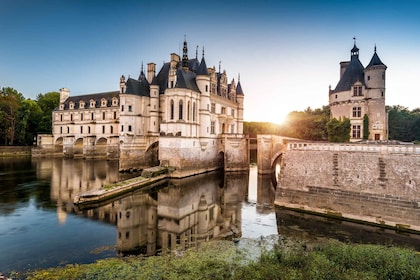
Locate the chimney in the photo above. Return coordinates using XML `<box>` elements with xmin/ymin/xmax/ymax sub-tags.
<box><xmin>59</xmin><ymin>88</ymin><xmax>70</xmax><ymax>103</ymax></box>
<box><xmin>147</xmin><ymin>63</ymin><xmax>156</xmax><ymax>83</ymax></box>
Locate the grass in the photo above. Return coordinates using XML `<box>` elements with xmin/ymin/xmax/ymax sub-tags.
<box><xmin>18</xmin><ymin>238</ymin><xmax>420</xmax><ymax>280</ymax></box>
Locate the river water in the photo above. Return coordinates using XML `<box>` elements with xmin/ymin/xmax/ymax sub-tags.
<box><xmin>1</xmin><ymin>157</ymin><xmax>419</xmax><ymax>275</ymax></box>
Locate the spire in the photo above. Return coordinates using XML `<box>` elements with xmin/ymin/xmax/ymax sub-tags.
<box><xmin>182</xmin><ymin>35</ymin><xmax>189</xmax><ymax>69</ymax></box>
<box><xmin>138</xmin><ymin>61</ymin><xmax>146</xmax><ymax>80</ymax></box>
<box><xmin>197</xmin><ymin>49</ymin><xmax>208</xmax><ymax>76</ymax></box>
<box><xmin>196</xmin><ymin>45</ymin><xmax>199</xmax><ymax>59</ymax></box>
<box><xmin>366</xmin><ymin>45</ymin><xmax>387</xmax><ymax>69</ymax></box>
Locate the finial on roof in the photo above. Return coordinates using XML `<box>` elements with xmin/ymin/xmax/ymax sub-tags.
<box><xmin>374</xmin><ymin>44</ymin><xmax>377</xmax><ymax>53</ymax></box>
<box><xmin>196</xmin><ymin>45</ymin><xmax>199</xmax><ymax>59</ymax></box>
<box><xmin>353</xmin><ymin>36</ymin><xmax>357</xmax><ymax>46</ymax></box>
<box><xmin>238</xmin><ymin>73</ymin><xmax>240</xmax><ymax>82</ymax></box>
<box><xmin>141</xmin><ymin>61</ymin><xmax>144</xmax><ymax>73</ymax></box>
<box><xmin>202</xmin><ymin>46</ymin><xmax>205</xmax><ymax>59</ymax></box>
<box><xmin>219</xmin><ymin>61</ymin><xmax>221</xmax><ymax>73</ymax></box>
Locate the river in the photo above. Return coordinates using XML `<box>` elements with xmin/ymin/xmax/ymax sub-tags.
<box><xmin>0</xmin><ymin>157</ymin><xmax>419</xmax><ymax>275</ymax></box>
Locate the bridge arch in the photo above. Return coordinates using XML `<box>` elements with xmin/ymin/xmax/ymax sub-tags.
<box><xmin>73</xmin><ymin>138</ymin><xmax>83</xmax><ymax>156</ymax></box>
<box><xmin>96</xmin><ymin>137</ymin><xmax>108</xmax><ymax>157</ymax></box>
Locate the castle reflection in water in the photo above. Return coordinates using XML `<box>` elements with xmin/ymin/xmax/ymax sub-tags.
<box><xmin>42</xmin><ymin>158</ymin><xmax>248</xmax><ymax>256</ymax></box>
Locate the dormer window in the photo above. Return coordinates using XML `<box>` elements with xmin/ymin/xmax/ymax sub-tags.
<box><xmin>79</xmin><ymin>101</ymin><xmax>85</xmax><ymax>109</ymax></box>
<box><xmin>353</xmin><ymin>86</ymin><xmax>363</xmax><ymax>96</ymax></box>
<box><xmin>69</xmin><ymin>102</ymin><xmax>74</xmax><ymax>109</ymax></box>
<box><xmin>112</xmin><ymin>97</ymin><xmax>118</xmax><ymax>106</ymax></box>
<box><xmin>90</xmin><ymin>99</ymin><xmax>96</xmax><ymax>108</ymax></box>
<box><xmin>101</xmin><ymin>98</ymin><xmax>107</xmax><ymax>107</ymax></box>
<box><xmin>60</xmin><ymin>104</ymin><xmax>64</xmax><ymax>110</ymax></box>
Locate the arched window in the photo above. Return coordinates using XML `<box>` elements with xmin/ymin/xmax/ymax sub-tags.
<box><xmin>179</xmin><ymin>100</ymin><xmax>183</xmax><ymax>120</ymax></box>
<box><xmin>170</xmin><ymin>100</ymin><xmax>174</xmax><ymax>120</ymax></box>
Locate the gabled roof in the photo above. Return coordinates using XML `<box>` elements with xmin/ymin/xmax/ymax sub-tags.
<box><xmin>332</xmin><ymin>56</ymin><xmax>365</xmax><ymax>93</ymax></box>
<box><xmin>59</xmin><ymin>91</ymin><xmax>119</xmax><ymax>110</ymax></box>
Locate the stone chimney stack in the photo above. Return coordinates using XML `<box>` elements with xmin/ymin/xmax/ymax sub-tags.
<box><xmin>147</xmin><ymin>63</ymin><xmax>156</xmax><ymax>84</ymax></box>
<box><xmin>59</xmin><ymin>88</ymin><xmax>70</xmax><ymax>103</ymax></box>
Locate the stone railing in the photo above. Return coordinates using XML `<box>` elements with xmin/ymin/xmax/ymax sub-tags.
<box><xmin>286</xmin><ymin>141</ymin><xmax>420</xmax><ymax>155</ymax></box>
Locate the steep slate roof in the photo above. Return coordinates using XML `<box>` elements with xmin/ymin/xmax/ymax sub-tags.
<box><xmin>236</xmin><ymin>81</ymin><xmax>244</xmax><ymax>95</ymax></box>
<box><xmin>59</xmin><ymin>91</ymin><xmax>119</xmax><ymax>110</ymax></box>
<box><xmin>332</xmin><ymin>52</ymin><xmax>365</xmax><ymax>93</ymax></box>
<box><xmin>197</xmin><ymin>57</ymin><xmax>209</xmax><ymax>75</ymax></box>
<box><xmin>155</xmin><ymin>62</ymin><xmax>170</xmax><ymax>94</ymax></box>
<box><xmin>125</xmin><ymin>71</ymin><xmax>150</xmax><ymax>97</ymax></box>
<box><xmin>175</xmin><ymin>68</ymin><xmax>200</xmax><ymax>92</ymax></box>
<box><xmin>366</xmin><ymin>50</ymin><xmax>387</xmax><ymax>69</ymax></box>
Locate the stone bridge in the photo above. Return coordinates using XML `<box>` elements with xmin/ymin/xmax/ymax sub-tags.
<box><xmin>258</xmin><ymin>135</ymin><xmax>420</xmax><ymax>232</ymax></box>
<box><xmin>256</xmin><ymin>135</ymin><xmax>297</xmax><ymax>174</ymax></box>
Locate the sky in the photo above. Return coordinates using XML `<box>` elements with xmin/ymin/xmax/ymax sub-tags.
<box><xmin>1</xmin><ymin>0</ymin><xmax>420</xmax><ymax>124</ymax></box>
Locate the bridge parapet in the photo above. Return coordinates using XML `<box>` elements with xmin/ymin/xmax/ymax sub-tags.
<box><xmin>286</xmin><ymin>141</ymin><xmax>420</xmax><ymax>155</ymax></box>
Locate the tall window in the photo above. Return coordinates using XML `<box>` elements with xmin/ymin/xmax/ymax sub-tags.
<box><xmin>91</xmin><ymin>112</ymin><xmax>94</xmax><ymax>120</ymax></box>
<box><xmin>102</xmin><ymin>125</ymin><xmax>105</xmax><ymax>134</ymax></box>
<box><xmin>110</xmin><ymin>126</ymin><xmax>113</xmax><ymax>134</ymax></box>
<box><xmin>179</xmin><ymin>100</ymin><xmax>183</xmax><ymax>120</ymax></box>
<box><xmin>193</xmin><ymin>102</ymin><xmax>196</xmax><ymax>122</ymax></box>
<box><xmin>128</xmin><ymin>125</ymin><xmax>132</xmax><ymax>132</ymax></box>
<box><xmin>114</xmin><ymin>111</ymin><xmax>117</xmax><ymax>119</ymax></box>
<box><xmin>352</xmin><ymin>107</ymin><xmax>362</xmax><ymax>118</ymax></box>
<box><xmin>170</xmin><ymin>100</ymin><xmax>174</xmax><ymax>120</ymax></box>
<box><xmin>81</xmin><ymin>114</ymin><xmax>83</xmax><ymax>121</ymax></box>
<box><xmin>352</xmin><ymin>125</ymin><xmax>361</xmax><ymax>139</ymax></box>
<box><xmin>353</xmin><ymin>86</ymin><xmax>363</xmax><ymax>96</ymax></box>
<box><xmin>128</xmin><ymin>105</ymin><xmax>132</xmax><ymax>112</ymax></box>
<box><xmin>211</xmin><ymin>103</ymin><xmax>216</xmax><ymax>113</ymax></box>
<box><xmin>187</xmin><ymin>101</ymin><xmax>190</xmax><ymax>120</ymax></box>
<box><xmin>210</xmin><ymin>121</ymin><xmax>215</xmax><ymax>134</ymax></box>
<box><xmin>103</xmin><ymin>112</ymin><xmax>106</xmax><ymax>120</ymax></box>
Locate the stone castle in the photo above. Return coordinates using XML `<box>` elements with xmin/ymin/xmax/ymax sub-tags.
<box><xmin>329</xmin><ymin>41</ymin><xmax>388</xmax><ymax>141</ymax></box>
<box><xmin>38</xmin><ymin>38</ymin><xmax>248</xmax><ymax>176</ymax></box>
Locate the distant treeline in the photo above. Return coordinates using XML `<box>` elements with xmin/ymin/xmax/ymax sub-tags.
<box><xmin>244</xmin><ymin>105</ymin><xmax>420</xmax><ymax>143</ymax></box>
<box><xmin>0</xmin><ymin>87</ymin><xmax>59</xmax><ymax>146</ymax></box>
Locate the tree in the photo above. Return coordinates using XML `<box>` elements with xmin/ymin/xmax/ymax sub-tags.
<box><xmin>36</xmin><ymin>91</ymin><xmax>60</xmax><ymax>133</ymax></box>
<box><xmin>16</xmin><ymin>99</ymin><xmax>43</xmax><ymax>145</ymax></box>
<box><xmin>363</xmin><ymin>114</ymin><xmax>369</xmax><ymax>140</ymax></box>
<box><xmin>387</xmin><ymin>105</ymin><xmax>419</xmax><ymax>142</ymax></box>
<box><xmin>327</xmin><ymin>117</ymin><xmax>350</xmax><ymax>142</ymax></box>
<box><xmin>0</xmin><ymin>87</ymin><xmax>24</xmax><ymax>145</ymax></box>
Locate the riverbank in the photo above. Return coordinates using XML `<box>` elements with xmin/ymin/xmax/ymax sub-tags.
<box><xmin>0</xmin><ymin>146</ymin><xmax>31</xmax><ymax>157</ymax></box>
<box><xmin>16</xmin><ymin>237</ymin><xmax>420</xmax><ymax>280</ymax></box>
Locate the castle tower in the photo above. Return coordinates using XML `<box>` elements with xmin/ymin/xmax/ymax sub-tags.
<box><xmin>364</xmin><ymin>46</ymin><xmax>388</xmax><ymax>140</ymax></box>
<box><xmin>196</xmin><ymin>48</ymin><xmax>211</xmax><ymax>138</ymax></box>
<box><xmin>150</xmin><ymin>75</ymin><xmax>160</xmax><ymax>135</ymax></box>
<box><xmin>236</xmin><ymin>77</ymin><xmax>245</xmax><ymax>134</ymax></box>
<box><xmin>329</xmin><ymin>41</ymin><xmax>388</xmax><ymax>141</ymax></box>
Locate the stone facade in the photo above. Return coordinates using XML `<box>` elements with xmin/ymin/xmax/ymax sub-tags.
<box><xmin>329</xmin><ymin>42</ymin><xmax>388</xmax><ymax>141</ymax></box>
<box><xmin>46</xmin><ymin>38</ymin><xmax>247</xmax><ymax>173</ymax></box>
<box><xmin>275</xmin><ymin>142</ymin><xmax>420</xmax><ymax>231</ymax></box>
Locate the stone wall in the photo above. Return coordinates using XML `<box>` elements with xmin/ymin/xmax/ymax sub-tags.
<box><xmin>276</xmin><ymin>143</ymin><xmax>420</xmax><ymax>231</ymax></box>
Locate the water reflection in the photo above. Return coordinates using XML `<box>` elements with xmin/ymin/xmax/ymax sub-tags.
<box><xmin>1</xmin><ymin>157</ymin><xmax>420</xmax><ymax>275</ymax></box>
<box><xmin>72</xmin><ymin>171</ymin><xmax>248</xmax><ymax>256</ymax></box>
